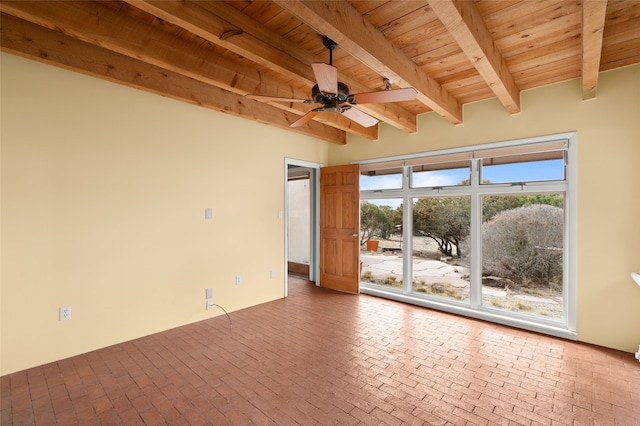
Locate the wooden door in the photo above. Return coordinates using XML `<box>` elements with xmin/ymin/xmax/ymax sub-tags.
<box><xmin>320</xmin><ymin>164</ymin><xmax>360</xmax><ymax>294</ymax></box>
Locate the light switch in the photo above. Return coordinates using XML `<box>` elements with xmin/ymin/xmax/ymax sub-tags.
<box><xmin>205</xmin><ymin>208</ymin><xmax>213</xmax><ymax>220</ymax></box>
<box><xmin>206</xmin><ymin>288</ymin><xmax>213</xmax><ymax>310</ymax></box>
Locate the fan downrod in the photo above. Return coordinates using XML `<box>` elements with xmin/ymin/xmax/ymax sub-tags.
<box><xmin>322</xmin><ymin>36</ymin><xmax>337</xmax><ymax>65</ymax></box>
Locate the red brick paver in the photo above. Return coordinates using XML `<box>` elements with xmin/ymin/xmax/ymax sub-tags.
<box><xmin>2</xmin><ymin>277</ymin><xmax>639</xmax><ymax>425</ymax></box>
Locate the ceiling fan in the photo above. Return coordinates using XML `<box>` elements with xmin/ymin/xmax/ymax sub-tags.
<box><xmin>246</xmin><ymin>37</ymin><xmax>418</xmax><ymax>128</ymax></box>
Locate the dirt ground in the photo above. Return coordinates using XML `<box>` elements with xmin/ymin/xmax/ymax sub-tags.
<box><xmin>361</xmin><ymin>236</ymin><xmax>563</xmax><ymax>318</ymax></box>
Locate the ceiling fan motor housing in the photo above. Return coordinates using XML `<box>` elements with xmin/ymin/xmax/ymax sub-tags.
<box><xmin>311</xmin><ymin>82</ymin><xmax>350</xmax><ymax>103</ymax></box>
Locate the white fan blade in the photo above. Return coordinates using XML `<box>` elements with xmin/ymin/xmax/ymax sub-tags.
<box><xmin>290</xmin><ymin>111</ymin><xmax>320</xmax><ymax>128</ymax></box>
<box><xmin>341</xmin><ymin>107</ymin><xmax>378</xmax><ymax>128</ymax></box>
<box><xmin>312</xmin><ymin>63</ymin><xmax>338</xmax><ymax>95</ymax></box>
<box><xmin>351</xmin><ymin>87</ymin><xmax>418</xmax><ymax>104</ymax></box>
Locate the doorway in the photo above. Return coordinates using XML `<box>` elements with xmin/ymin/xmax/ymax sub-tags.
<box><xmin>285</xmin><ymin>159</ymin><xmax>321</xmax><ymax>296</ymax></box>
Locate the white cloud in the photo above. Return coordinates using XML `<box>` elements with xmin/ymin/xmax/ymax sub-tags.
<box><xmin>360</xmin><ymin>175</ymin><xmax>402</xmax><ymax>190</ymax></box>
<box><xmin>412</xmin><ymin>173</ymin><xmax>458</xmax><ymax>187</ymax></box>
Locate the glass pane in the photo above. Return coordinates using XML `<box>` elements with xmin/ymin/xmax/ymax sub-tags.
<box><xmin>360</xmin><ymin>169</ymin><xmax>402</xmax><ymax>190</ymax></box>
<box><xmin>360</xmin><ymin>199</ymin><xmax>403</xmax><ymax>289</ymax></box>
<box><xmin>411</xmin><ymin>197</ymin><xmax>470</xmax><ymax>303</ymax></box>
<box><xmin>482</xmin><ymin>159</ymin><xmax>564</xmax><ymax>184</ymax></box>
<box><xmin>481</xmin><ymin>194</ymin><xmax>565</xmax><ymax>319</ymax></box>
<box><xmin>412</xmin><ymin>167</ymin><xmax>470</xmax><ymax>188</ymax></box>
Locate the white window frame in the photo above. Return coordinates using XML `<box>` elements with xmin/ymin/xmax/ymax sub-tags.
<box><xmin>356</xmin><ymin>132</ymin><xmax>577</xmax><ymax>340</ymax></box>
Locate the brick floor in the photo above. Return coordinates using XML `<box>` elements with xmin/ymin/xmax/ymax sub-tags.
<box><xmin>2</xmin><ymin>277</ymin><xmax>639</xmax><ymax>425</ymax></box>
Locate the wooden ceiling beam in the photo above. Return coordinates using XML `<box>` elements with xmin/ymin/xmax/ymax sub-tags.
<box><xmin>581</xmin><ymin>0</ymin><xmax>608</xmax><ymax>100</ymax></box>
<box><xmin>196</xmin><ymin>1</ymin><xmax>416</xmax><ymax>134</ymax></box>
<box><xmin>0</xmin><ymin>1</ymin><xmax>271</xmax><ymax>94</ymax></box>
<box><xmin>427</xmin><ymin>0</ymin><xmax>520</xmax><ymax>114</ymax></box>
<box><xmin>124</xmin><ymin>0</ymin><xmax>378</xmax><ymax>139</ymax></box>
<box><xmin>126</xmin><ymin>0</ymin><xmax>312</xmax><ymax>87</ymax></box>
<box><xmin>273</xmin><ymin>0</ymin><xmax>463</xmax><ymax>125</ymax></box>
<box><xmin>0</xmin><ymin>1</ymin><xmax>368</xmax><ymax>139</ymax></box>
<box><xmin>124</xmin><ymin>0</ymin><xmax>407</xmax><ymax>136</ymax></box>
<box><xmin>0</xmin><ymin>13</ymin><xmax>346</xmax><ymax>145</ymax></box>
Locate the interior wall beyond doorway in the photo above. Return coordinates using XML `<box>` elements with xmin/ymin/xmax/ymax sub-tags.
<box><xmin>287</xmin><ymin>167</ymin><xmax>312</xmax><ymax>278</ymax></box>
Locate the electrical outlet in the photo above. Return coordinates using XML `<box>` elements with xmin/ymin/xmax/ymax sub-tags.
<box><xmin>59</xmin><ymin>306</ymin><xmax>71</xmax><ymax>321</ymax></box>
<box><xmin>235</xmin><ymin>275</ymin><xmax>241</xmax><ymax>285</ymax></box>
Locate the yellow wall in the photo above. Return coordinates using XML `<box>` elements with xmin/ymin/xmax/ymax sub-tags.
<box><xmin>2</xmin><ymin>52</ymin><xmax>639</xmax><ymax>375</ymax></box>
<box><xmin>329</xmin><ymin>64</ymin><xmax>640</xmax><ymax>353</ymax></box>
<box><xmin>1</xmin><ymin>53</ymin><xmax>329</xmax><ymax>375</ymax></box>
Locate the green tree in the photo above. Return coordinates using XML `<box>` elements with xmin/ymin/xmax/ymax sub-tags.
<box><xmin>413</xmin><ymin>197</ymin><xmax>470</xmax><ymax>257</ymax></box>
<box><xmin>380</xmin><ymin>204</ymin><xmax>403</xmax><ymax>237</ymax></box>
<box><xmin>483</xmin><ymin>194</ymin><xmax>563</xmax><ymax>222</ymax></box>
<box><xmin>360</xmin><ymin>202</ymin><xmax>393</xmax><ymax>245</ymax></box>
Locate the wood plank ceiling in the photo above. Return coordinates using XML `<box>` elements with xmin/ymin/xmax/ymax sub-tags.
<box><xmin>2</xmin><ymin>1</ymin><xmax>639</xmax><ymax>145</ymax></box>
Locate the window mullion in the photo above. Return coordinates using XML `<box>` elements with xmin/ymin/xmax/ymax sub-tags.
<box><xmin>402</xmin><ymin>166</ymin><xmax>413</xmax><ymax>294</ymax></box>
<box><xmin>470</xmin><ymin>159</ymin><xmax>482</xmax><ymax>308</ymax></box>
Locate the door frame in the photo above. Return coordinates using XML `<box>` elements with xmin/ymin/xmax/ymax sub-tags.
<box><xmin>284</xmin><ymin>158</ymin><xmax>322</xmax><ymax>296</ymax></box>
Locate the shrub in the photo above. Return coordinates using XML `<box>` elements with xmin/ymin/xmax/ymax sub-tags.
<box><xmin>361</xmin><ymin>270</ymin><xmax>375</xmax><ymax>282</ymax></box>
<box><xmin>490</xmin><ymin>298</ymin><xmax>533</xmax><ymax>312</ymax></box>
<box><xmin>383</xmin><ymin>275</ymin><xmax>399</xmax><ymax>286</ymax></box>
<box><xmin>482</xmin><ymin>204</ymin><xmax>563</xmax><ymax>286</ymax></box>
<box><xmin>415</xmin><ymin>282</ymin><xmax>463</xmax><ymax>299</ymax></box>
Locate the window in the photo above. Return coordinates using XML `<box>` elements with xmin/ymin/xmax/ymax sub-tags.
<box><xmin>412</xmin><ymin>167</ymin><xmax>470</xmax><ymax>188</ymax></box>
<box><xmin>409</xmin><ymin>154</ymin><xmax>471</xmax><ymax>188</ymax></box>
<box><xmin>481</xmin><ymin>194</ymin><xmax>565</xmax><ymax>319</ymax></box>
<box><xmin>480</xmin><ymin>143</ymin><xmax>566</xmax><ymax>184</ymax></box>
<box><xmin>360</xmin><ymin>199</ymin><xmax>403</xmax><ymax>288</ymax></box>
<box><xmin>412</xmin><ymin>196</ymin><xmax>471</xmax><ymax>303</ymax></box>
<box><xmin>357</xmin><ymin>134</ymin><xmax>575</xmax><ymax>339</ymax></box>
<box><xmin>482</xmin><ymin>159</ymin><xmax>564</xmax><ymax>184</ymax></box>
<box><xmin>360</xmin><ymin>167</ymin><xmax>403</xmax><ymax>190</ymax></box>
